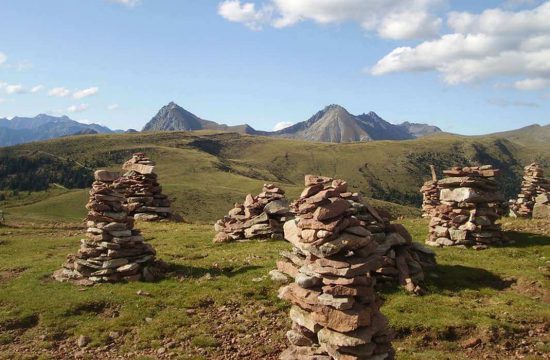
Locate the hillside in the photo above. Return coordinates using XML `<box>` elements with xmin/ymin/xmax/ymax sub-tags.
<box><xmin>0</xmin><ymin>127</ymin><xmax>548</xmax><ymax>223</ymax></box>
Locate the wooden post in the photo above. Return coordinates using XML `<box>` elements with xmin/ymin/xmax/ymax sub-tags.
<box><xmin>430</xmin><ymin>165</ymin><xmax>437</xmax><ymax>182</ymax></box>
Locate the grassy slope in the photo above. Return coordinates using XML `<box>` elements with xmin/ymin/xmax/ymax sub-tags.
<box><xmin>0</xmin><ymin>218</ymin><xmax>548</xmax><ymax>359</ymax></box>
<box><xmin>1</xmin><ymin>127</ymin><xmax>549</xmax><ymax>224</ymax></box>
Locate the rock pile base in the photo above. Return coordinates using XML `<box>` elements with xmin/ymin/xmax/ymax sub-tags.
<box><xmin>274</xmin><ymin>177</ymin><xmax>436</xmax><ymax>295</ymax></box>
<box><xmin>533</xmin><ymin>193</ymin><xmax>550</xmax><ymax>219</ymax></box>
<box><xmin>509</xmin><ymin>163</ymin><xmax>549</xmax><ymax>218</ymax></box>
<box><xmin>427</xmin><ymin>165</ymin><xmax>505</xmax><ymax>250</ymax></box>
<box><xmin>113</xmin><ymin>153</ymin><xmax>178</xmax><ymax>222</ymax></box>
<box><xmin>213</xmin><ymin>184</ymin><xmax>292</xmax><ymax>243</ymax></box>
<box><xmin>53</xmin><ymin>170</ymin><xmax>165</xmax><ymax>285</ymax></box>
<box><xmin>276</xmin><ymin>175</ymin><xmax>394</xmax><ymax>359</ymax></box>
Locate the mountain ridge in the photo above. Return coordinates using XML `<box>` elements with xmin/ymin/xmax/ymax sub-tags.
<box><xmin>0</xmin><ymin>114</ymin><xmax>114</xmax><ymax>147</ymax></box>
<box><xmin>142</xmin><ymin>102</ymin><xmax>441</xmax><ymax>142</ymax></box>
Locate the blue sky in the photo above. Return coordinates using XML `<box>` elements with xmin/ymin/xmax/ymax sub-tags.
<box><xmin>0</xmin><ymin>0</ymin><xmax>549</xmax><ymax>134</ymax></box>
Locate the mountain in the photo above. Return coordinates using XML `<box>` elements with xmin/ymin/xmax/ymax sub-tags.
<box><xmin>399</xmin><ymin>121</ymin><xmax>442</xmax><ymax>138</ymax></box>
<box><xmin>142</xmin><ymin>102</ymin><xmax>261</xmax><ymax>135</ymax></box>
<box><xmin>0</xmin><ymin>114</ymin><xmax>114</xmax><ymax>147</ymax></box>
<box><xmin>271</xmin><ymin>104</ymin><xmax>441</xmax><ymax>142</ymax></box>
<box><xmin>143</xmin><ymin>102</ymin><xmax>441</xmax><ymax>143</ymax></box>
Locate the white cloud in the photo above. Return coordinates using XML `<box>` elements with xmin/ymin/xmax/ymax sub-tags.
<box><xmin>218</xmin><ymin>0</ymin><xmax>273</xmax><ymax>30</ymax></box>
<box><xmin>0</xmin><ymin>53</ymin><xmax>6</xmax><ymax>66</ymax></box>
<box><xmin>0</xmin><ymin>98</ymin><xmax>8</xmax><ymax>104</ymax></box>
<box><xmin>371</xmin><ymin>2</ymin><xmax>550</xmax><ymax>89</ymax></box>
<box><xmin>514</xmin><ymin>77</ymin><xmax>550</xmax><ymax>90</ymax></box>
<box><xmin>48</xmin><ymin>87</ymin><xmax>71</xmax><ymax>97</ymax></box>
<box><xmin>218</xmin><ymin>0</ymin><xmax>443</xmax><ymax>40</ymax></box>
<box><xmin>487</xmin><ymin>98</ymin><xmax>539</xmax><ymax>107</ymax></box>
<box><xmin>67</xmin><ymin>104</ymin><xmax>89</xmax><ymax>113</ymax></box>
<box><xmin>4</xmin><ymin>61</ymin><xmax>33</xmax><ymax>72</ymax></box>
<box><xmin>107</xmin><ymin>103</ymin><xmax>120</xmax><ymax>111</ymax></box>
<box><xmin>273</xmin><ymin>121</ymin><xmax>293</xmax><ymax>131</ymax></box>
<box><xmin>108</xmin><ymin>0</ymin><xmax>140</xmax><ymax>7</ymax></box>
<box><xmin>5</xmin><ymin>84</ymin><xmax>25</xmax><ymax>94</ymax></box>
<box><xmin>73</xmin><ymin>86</ymin><xmax>99</xmax><ymax>99</ymax></box>
<box><xmin>31</xmin><ymin>85</ymin><xmax>44</xmax><ymax>93</ymax></box>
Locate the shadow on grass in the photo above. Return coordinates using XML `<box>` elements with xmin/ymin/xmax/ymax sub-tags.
<box><xmin>427</xmin><ymin>264</ymin><xmax>515</xmax><ymax>292</ymax></box>
<box><xmin>167</xmin><ymin>263</ymin><xmax>263</xmax><ymax>279</ymax></box>
<box><xmin>501</xmin><ymin>231</ymin><xmax>550</xmax><ymax>248</ymax></box>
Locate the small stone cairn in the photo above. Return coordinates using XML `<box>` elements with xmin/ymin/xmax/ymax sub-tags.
<box><xmin>274</xmin><ymin>176</ymin><xmax>436</xmax><ymax>295</ymax></box>
<box><xmin>276</xmin><ymin>175</ymin><xmax>394</xmax><ymax>360</ymax></box>
<box><xmin>420</xmin><ymin>165</ymin><xmax>440</xmax><ymax>218</ymax></box>
<box><xmin>113</xmin><ymin>153</ymin><xmax>177</xmax><ymax>222</ymax></box>
<box><xmin>213</xmin><ymin>184</ymin><xmax>292</xmax><ymax>243</ymax></box>
<box><xmin>509</xmin><ymin>163</ymin><xmax>550</xmax><ymax>218</ymax></box>
<box><xmin>53</xmin><ymin>170</ymin><xmax>164</xmax><ymax>285</ymax></box>
<box><xmin>426</xmin><ymin>165</ymin><xmax>505</xmax><ymax>250</ymax></box>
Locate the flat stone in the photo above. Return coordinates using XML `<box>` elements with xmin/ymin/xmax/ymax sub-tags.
<box><xmin>264</xmin><ymin>199</ymin><xmax>290</xmax><ymax>215</ymax></box>
<box><xmin>304</xmin><ymin>174</ymin><xmax>333</xmax><ymax>187</ymax></box>
<box><xmin>344</xmin><ymin>226</ymin><xmax>369</xmax><ymax>237</ymax></box>
<box><xmin>102</xmin><ymin>258</ymin><xmax>129</xmax><ymax>269</ymax></box>
<box><xmin>295</xmin><ymin>272</ymin><xmax>322</xmax><ymax>288</ymax></box>
<box><xmin>123</xmin><ymin>163</ymin><xmax>155</xmax><ymax>174</ymax></box>
<box><xmin>279</xmin><ymin>284</ymin><xmax>371</xmax><ymax>332</ymax></box>
<box><xmin>449</xmin><ymin>229</ymin><xmax>467</xmax><ymax>241</ymax></box>
<box><xmin>300</xmin><ymin>184</ymin><xmax>324</xmax><ymax>198</ymax></box>
<box><xmin>268</xmin><ymin>269</ymin><xmax>290</xmax><ymax>283</ymax></box>
<box><xmin>317</xmin><ymin>293</ymin><xmax>355</xmax><ymax>310</ymax></box>
<box><xmin>436</xmin><ymin>237</ymin><xmax>454</xmax><ymax>246</ymax></box>
<box><xmin>314</xmin><ymin>198</ymin><xmax>350</xmax><ymax>221</ymax></box>
<box><xmin>317</xmin><ymin>312</ymin><xmax>388</xmax><ymax>347</ymax></box>
<box><xmin>117</xmin><ymin>263</ymin><xmax>140</xmax><ymax>273</ymax></box>
<box><xmin>94</xmin><ymin>170</ymin><xmax>119</xmax><ymax>182</ymax></box>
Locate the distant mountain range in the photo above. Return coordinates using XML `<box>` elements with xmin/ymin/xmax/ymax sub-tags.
<box><xmin>0</xmin><ymin>114</ymin><xmax>123</xmax><ymax>146</ymax></box>
<box><xmin>1</xmin><ymin>102</ymin><xmax>544</xmax><ymax>147</ymax></box>
<box><xmin>142</xmin><ymin>102</ymin><xmax>441</xmax><ymax>142</ymax></box>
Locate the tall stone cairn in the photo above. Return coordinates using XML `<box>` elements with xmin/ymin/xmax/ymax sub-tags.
<box><xmin>53</xmin><ymin>170</ymin><xmax>164</xmax><ymax>285</ymax></box>
<box><xmin>420</xmin><ymin>165</ymin><xmax>440</xmax><ymax>218</ymax></box>
<box><xmin>273</xmin><ymin>178</ymin><xmax>436</xmax><ymax>295</ymax></box>
<box><xmin>426</xmin><ymin>165</ymin><xmax>505</xmax><ymax>250</ymax></box>
<box><xmin>509</xmin><ymin>163</ymin><xmax>550</xmax><ymax>218</ymax></box>
<box><xmin>113</xmin><ymin>153</ymin><xmax>177</xmax><ymax>222</ymax></box>
<box><xmin>213</xmin><ymin>184</ymin><xmax>292</xmax><ymax>243</ymax></box>
<box><xmin>277</xmin><ymin>175</ymin><xmax>394</xmax><ymax>360</ymax></box>
<box><xmin>420</xmin><ymin>180</ymin><xmax>439</xmax><ymax>218</ymax></box>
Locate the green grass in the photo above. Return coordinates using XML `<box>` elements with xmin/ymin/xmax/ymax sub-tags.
<box><xmin>0</xmin><ymin>218</ymin><xmax>548</xmax><ymax>359</ymax></box>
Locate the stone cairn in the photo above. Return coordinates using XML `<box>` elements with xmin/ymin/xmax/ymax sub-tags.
<box><xmin>420</xmin><ymin>165</ymin><xmax>440</xmax><ymax>218</ymax></box>
<box><xmin>213</xmin><ymin>184</ymin><xmax>292</xmax><ymax>243</ymax></box>
<box><xmin>426</xmin><ymin>165</ymin><xmax>505</xmax><ymax>250</ymax></box>
<box><xmin>113</xmin><ymin>153</ymin><xmax>176</xmax><ymax>222</ymax></box>
<box><xmin>509</xmin><ymin>163</ymin><xmax>550</xmax><ymax>218</ymax></box>
<box><xmin>53</xmin><ymin>170</ymin><xmax>164</xmax><ymax>285</ymax></box>
<box><xmin>276</xmin><ymin>175</ymin><xmax>394</xmax><ymax>360</ymax></box>
<box><xmin>273</xmin><ymin>177</ymin><xmax>436</xmax><ymax>296</ymax></box>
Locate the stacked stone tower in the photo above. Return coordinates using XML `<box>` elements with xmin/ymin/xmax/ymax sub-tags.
<box><xmin>113</xmin><ymin>153</ymin><xmax>177</xmax><ymax>221</ymax></box>
<box><xmin>53</xmin><ymin>170</ymin><xmax>164</xmax><ymax>285</ymax></box>
<box><xmin>277</xmin><ymin>175</ymin><xmax>394</xmax><ymax>360</ymax></box>
<box><xmin>274</xmin><ymin>177</ymin><xmax>436</xmax><ymax>295</ymax></box>
<box><xmin>426</xmin><ymin>165</ymin><xmax>505</xmax><ymax>250</ymax></box>
<box><xmin>420</xmin><ymin>165</ymin><xmax>440</xmax><ymax>218</ymax></box>
<box><xmin>509</xmin><ymin>163</ymin><xmax>549</xmax><ymax>218</ymax></box>
<box><xmin>213</xmin><ymin>184</ymin><xmax>293</xmax><ymax>243</ymax></box>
